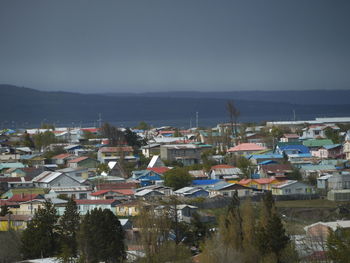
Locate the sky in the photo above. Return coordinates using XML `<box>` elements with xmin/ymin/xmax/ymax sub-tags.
<box><xmin>1</xmin><ymin>0</ymin><xmax>350</xmax><ymax>93</ymax></box>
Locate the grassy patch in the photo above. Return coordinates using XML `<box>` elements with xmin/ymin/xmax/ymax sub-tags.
<box><xmin>275</xmin><ymin>199</ymin><xmax>338</xmax><ymax>208</ymax></box>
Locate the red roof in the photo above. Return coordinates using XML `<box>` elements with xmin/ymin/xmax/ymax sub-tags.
<box><xmin>146</xmin><ymin>167</ymin><xmax>170</xmax><ymax>174</ymax></box>
<box><xmin>238</xmin><ymin>179</ymin><xmax>252</xmax><ymax>185</ymax></box>
<box><xmin>68</xmin><ymin>156</ymin><xmax>89</xmax><ymax>163</ymax></box>
<box><xmin>283</xmin><ymin>134</ymin><xmax>299</xmax><ymax>138</ymax></box>
<box><xmin>228</xmin><ymin>143</ymin><xmax>266</xmax><ymax>153</ymax></box>
<box><xmin>90</xmin><ymin>189</ymin><xmax>134</xmax><ymax>196</ymax></box>
<box><xmin>211</xmin><ymin>164</ymin><xmax>235</xmax><ymax>170</ymax></box>
<box><xmin>0</xmin><ymin>177</ymin><xmax>22</xmax><ymax>182</ymax></box>
<box><xmin>81</xmin><ymin>128</ymin><xmax>100</xmax><ymax>133</ymax></box>
<box><xmin>75</xmin><ymin>199</ymin><xmax>118</xmax><ymax>205</ymax></box>
<box><xmin>99</xmin><ymin>146</ymin><xmax>133</xmax><ymax>153</ymax></box>
<box><xmin>52</xmin><ymin>153</ymin><xmax>72</xmax><ymax>160</ymax></box>
<box><xmin>7</xmin><ymin>194</ymin><xmax>41</xmax><ymax>203</ymax></box>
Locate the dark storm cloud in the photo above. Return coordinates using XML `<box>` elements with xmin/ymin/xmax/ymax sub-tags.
<box><xmin>0</xmin><ymin>0</ymin><xmax>350</xmax><ymax>92</ymax></box>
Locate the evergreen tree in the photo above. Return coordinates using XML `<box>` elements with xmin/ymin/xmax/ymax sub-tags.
<box><xmin>0</xmin><ymin>204</ymin><xmax>11</xmax><ymax>216</ymax></box>
<box><xmin>21</xmin><ymin>201</ymin><xmax>59</xmax><ymax>259</ymax></box>
<box><xmin>327</xmin><ymin>227</ymin><xmax>350</xmax><ymax>262</ymax></box>
<box><xmin>58</xmin><ymin>198</ymin><xmax>80</xmax><ymax>262</ymax></box>
<box><xmin>163</xmin><ymin>167</ymin><xmax>193</xmax><ymax>190</ymax></box>
<box><xmin>78</xmin><ymin>208</ymin><xmax>125</xmax><ymax>263</ymax></box>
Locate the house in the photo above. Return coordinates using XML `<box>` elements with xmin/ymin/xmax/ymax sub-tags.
<box><xmin>32</xmin><ymin>171</ymin><xmax>84</xmax><ymax>188</ymax></box>
<box><xmin>237</xmin><ymin>177</ymin><xmax>280</xmax><ymax>191</ymax></box>
<box><xmin>160</xmin><ymin>144</ymin><xmax>202</xmax><ymax>166</ymax></box>
<box><xmin>247</xmin><ymin>154</ymin><xmax>284</xmax><ymax>165</ymax></box>
<box><xmin>101</xmin><ymin>161</ymin><xmax>127</xmax><ymax>178</ymax></box>
<box><xmin>51</xmin><ymin>153</ymin><xmax>74</xmax><ymax>165</ymax></box>
<box><xmin>97</xmin><ymin>146</ymin><xmax>134</xmax><ymax>163</ymax></box>
<box><xmin>141</xmin><ymin>144</ymin><xmax>161</xmax><ymax>158</ymax></box>
<box><xmin>0</xmin><ymin>214</ymin><xmax>32</xmax><ymax>231</ymax></box>
<box><xmin>259</xmin><ymin>164</ymin><xmax>293</xmax><ymax>179</ymax></box>
<box><xmin>311</xmin><ymin>144</ymin><xmax>342</xmax><ymax>159</ymax></box>
<box><xmin>135</xmin><ymin>185</ymin><xmax>173</xmax><ymax>196</ymax></box>
<box><xmin>304</xmin><ymin>220</ymin><xmax>350</xmax><ymax>241</ymax></box>
<box><xmin>210</xmin><ymin>182</ymin><xmax>253</xmax><ymax>197</ymax></box>
<box><xmin>301</xmin><ymin>124</ymin><xmax>340</xmax><ymax>140</ymax></box>
<box><xmin>271</xmin><ymin>180</ymin><xmax>314</xmax><ymax>195</ymax></box>
<box><xmin>303</xmin><ymin>139</ymin><xmax>335</xmax><ymax>151</ymax></box>
<box><xmin>90</xmin><ymin>189</ymin><xmax>134</xmax><ymax>200</ymax></box>
<box><xmin>132</xmin><ymin>170</ymin><xmax>163</xmax><ymax>187</ymax></box>
<box><xmin>227</xmin><ymin>143</ymin><xmax>267</xmax><ymax>156</ymax></box>
<box><xmin>188</xmin><ymin>170</ymin><xmax>208</xmax><ymax>180</ymax></box>
<box><xmin>115</xmin><ymin>200</ymin><xmax>146</xmax><ymax>217</ymax></box>
<box><xmin>327</xmin><ymin>189</ymin><xmax>350</xmax><ymax>201</ymax></box>
<box><xmin>280</xmin><ymin>134</ymin><xmax>300</xmax><ymax>143</ymax></box>
<box><xmin>48</xmin><ymin>186</ymin><xmax>93</xmax><ymax>200</ymax></box>
<box><xmin>275</xmin><ymin>144</ymin><xmax>310</xmax><ymax>156</ymax></box>
<box><xmin>67</xmin><ymin>156</ymin><xmax>98</xmax><ymax>169</ymax></box>
<box><xmin>174</xmin><ymin>204</ymin><xmax>198</xmax><ymax>222</ymax></box>
<box><xmin>174</xmin><ymin>186</ymin><xmax>209</xmax><ymax>198</ymax></box>
<box><xmin>147</xmin><ymin>155</ymin><xmax>165</xmax><ymax>168</ymax></box>
<box><xmin>0</xmin><ymin>162</ymin><xmax>26</xmax><ymax>173</ymax></box>
<box><xmin>344</xmin><ymin>131</ymin><xmax>350</xmax><ymax>161</ymax></box>
<box><xmin>209</xmin><ymin>164</ymin><xmax>242</xmax><ymax>180</ymax></box>
<box><xmin>245</xmin><ymin>133</ymin><xmax>267</xmax><ymax>148</ymax></box>
<box><xmin>14</xmin><ymin>198</ymin><xmax>68</xmax><ymax>216</ymax></box>
<box><xmin>134</xmin><ymin>189</ymin><xmax>164</xmax><ymax>198</ymax></box>
<box><xmin>75</xmin><ymin>199</ymin><xmax>120</xmax><ymax>215</ymax></box>
<box><xmin>300</xmin><ymin>164</ymin><xmax>338</xmax><ymax>179</ymax></box>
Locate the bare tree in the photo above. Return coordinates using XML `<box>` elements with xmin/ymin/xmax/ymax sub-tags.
<box><xmin>226</xmin><ymin>100</ymin><xmax>240</xmax><ymax>145</ymax></box>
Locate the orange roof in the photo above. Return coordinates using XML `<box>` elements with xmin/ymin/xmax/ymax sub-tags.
<box><xmin>211</xmin><ymin>164</ymin><xmax>235</xmax><ymax>169</ymax></box>
<box><xmin>228</xmin><ymin>143</ymin><xmax>266</xmax><ymax>152</ymax></box>
<box><xmin>7</xmin><ymin>194</ymin><xmax>41</xmax><ymax>203</ymax></box>
<box><xmin>238</xmin><ymin>179</ymin><xmax>252</xmax><ymax>185</ymax></box>
<box><xmin>52</xmin><ymin>153</ymin><xmax>72</xmax><ymax>160</ymax></box>
<box><xmin>99</xmin><ymin>146</ymin><xmax>133</xmax><ymax>153</ymax></box>
<box><xmin>146</xmin><ymin>167</ymin><xmax>170</xmax><ymax>174</ymax></box>
<box><xmin>68</xmin><ymin>156</ymin><xmax>89</xmax><ymax>163</ymax></box>
<box><xmin>255</xmin><ymin>177</ymin><xmax>276</xmax><ymax>184</ymax></box>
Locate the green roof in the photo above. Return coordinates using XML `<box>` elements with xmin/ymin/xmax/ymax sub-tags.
<box><xmin>276</xmin><ymin>141</ymin><xmax>302</xmax><ymax>147</ymax></box>
<box><xmin>303</xmin><ymin>139</ymin><xmax>334</xmax><ymax>147</ymax></box>
<box><xmin>1</xmin><ymin>188</ymin><xmax>47</xmax><ymax>199</ymax></box>
<box><xmin>0</xmin><ymin>163</ymin><xmax>25</xmax><ymax>170</ymax></box>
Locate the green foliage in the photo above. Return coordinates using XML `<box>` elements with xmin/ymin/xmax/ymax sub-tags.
<box><xmin>0</xmin><ymin>204</ymin><xmax>11</xmax><ymax>216</ymax></box>
<box><xmin>134</xmin><ymin>121</ymin><xmax>151</xmax><ymax>130</ymax></box>
<box><xmin>41</xmin><ymin>123</ymin><xmax>55</xmax><ymax>130</ymax></box>
<box><xmin>0</xmin><ymin>230</ymin><xmax>22</xmax><ymax>262</ymax></box>
<box><xmin>22</xmin><ymin>132</ymin><xmax>35</xmax><ymax>148</ymax></box>
<box><xmin>101</xmin><ymin>122</ymin><xmax>125</xmax><ymax>146</ymax></box>
<box><xmin>289</xmin><ymin>167</ymin><xmax>302</xmax><ymax>181</ymax></box>
<box><xmin>327</xmin><ymin>228</ymin><xmax>350</xmax><ymax>262</ymax></box>
<box><xmin>236</xmin><ymin>156</ymin><xmax>254</xmax><ymax>178</ymax></box>
<box><xmin>163</xmin><ymin>167</ymin><xmax>193</xmax><ymax>190</ymax></box>
<box><xmin>58</xmin><ymin>198</ymin><xmax>80</xmax><ymax>261</ymax></box>
<box><xmin>173</xmin><ymin>128</ymin><xmax>182</xmax><ymax>137</ymax></box>
<box><xmin>33</xmin><ymin>131</ymin><xmax>57</xmax><ymax>151</ymax></box>
<box><xmin>21</xmin><ymin>201</ymin><xmax>59</xmax><ymax>259</ymax></box>
<box><xmin>42</xmin><ymin>146</ymin><xmax>65</xmax><ymax>161</ymax></box>
<box><xmin>82</xmin><ymin>130</ymin><xmax>97</xmax><ymax>140</ymax></box>
<box><xmin>78</xmin><ymin>208</ymin><xmax>125</xmax><ymax>263</ymax></box>
<box><xmin>96</xmin><ymin>163</ymin><xmax>111</xmax><ymax>175</ymax></box>
<box><xmin>124</xmin><ymin>128</ymin><xmax>145</xmax><ymax>150</ymax></box>
<box><xmin>324</xmin><ymin>127</ymin><xmax>341</xmax><ymax>143</ymax></box>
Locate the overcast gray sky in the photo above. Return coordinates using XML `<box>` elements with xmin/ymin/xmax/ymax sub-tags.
<box><xmin>1</xmin><ymin>0</ymin><xmax>350</xmax><ymax>93</ymax></box>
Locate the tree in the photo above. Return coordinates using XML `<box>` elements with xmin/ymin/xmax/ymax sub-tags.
<box><xmin>33</xmin><ymin>131</ymin><xmax>57</xmax><ymax>151</ymax></box>
<box><xmin>101</xmin><ymin>122</ymin><xmax>125</xmax><ymax>146</ymax></box>
<box><xmin>0</xmin><ymin>230</ymin><xmax>22</xmax><ymax>263</ymax></box>
<box><xmin>21</xmin><ymin>201</ymin><xmax>59</xmax><ymax>259</ymax></box>
<box><xmin>324</xmin><ymin>127</ymin><xmax>340</xmax><ymax>144</ymax></box>
<box><xmin>327</xmin><ymin>227</ymin><xmax>350</xmax><ymax>262</ymax></box>
<box><xmin>236</xmin><ymin>156</ymin><xmax>254</xmax><ymax>178</ymax></box>
<box><xmin>58</xmin><ymin>198</ymin><xmax>80</xmax><ymax>262</ymax></box>
<box><xmin>22</xmin><ymin>132</ymin><xmax>35</xmax><ymax>148</ymax></box>
<box><xmin>163</xmin><ymin>167</ymin><xmax>193</xmax><ymax>190</ymax></box>
<box><xmin>78</xmin><ymin>208</ymin><xmax>125</xmax><ymax>263</ymax></box>
<box><xmin>0</xmin><ymin>204</ymin><xmax>11</xmax><ymax>216</ymax></box>
<box><xmin>134</xmin><ymin>121</ymin><xmax>151</xmax><ymax>130</ymax></box>
<box><xmin>96</xmin><ymin>163</ymin><xmax>111</xmax><ymax>175</ymax></box>
<box><xmin>226</xmin><ymin>100</ymin><xmax>240</xmax><ymax>144</ymax></box>
<box><xmin>124</xmin><ymin>128</ymin><xmax>145</xmax><ymax>150</ymax></box>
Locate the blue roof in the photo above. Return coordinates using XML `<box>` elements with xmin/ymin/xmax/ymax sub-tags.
<box><xmin>323</xmin><ymin>144</ymin><xmax>342</xmax><ymax>150</ymax></box>
<box><xmin>258</xmin><ymin>160</ymin><xmax>278</xmax><ymax>165</ymax></box>
<box><xmin>251</xmin><ymin>174</ymin><xmax>260</xmax><ymax>179</ymax></box>
<box><xmin>248</xmin><ymin>154</ymin><xmax>283</xmax><ymax>159</ymax></box>
<box><xmin>192</xmin><ymin>179</ymin><xmax>221</xmax><ymax>185</ymax></box>
<box><xmin>278</xmin><ymin>145</ymin><xmax>310</xmax><ymax>154</ymax></box>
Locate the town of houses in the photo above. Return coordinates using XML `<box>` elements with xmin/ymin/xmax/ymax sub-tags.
<box><xmin>1</xmin><ymin>116</ymin><xmax>350</xmax><ymax>260</ymax></box>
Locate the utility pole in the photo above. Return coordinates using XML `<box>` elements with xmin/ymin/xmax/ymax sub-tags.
<box><xmin>196</xmin><ymin>112</ymin><xmax>199</xmax><ymax>129</ymax></box>
<box><xmin>98</xmin><ymin>113</ymin><xmax>102</xmax><ymax>128</ymax></box>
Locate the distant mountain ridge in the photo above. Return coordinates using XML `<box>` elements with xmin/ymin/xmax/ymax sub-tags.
<box><xmin>1</xmin><ymin>84</ymin><xmax>350</xmax><ymax>128</ymax></box>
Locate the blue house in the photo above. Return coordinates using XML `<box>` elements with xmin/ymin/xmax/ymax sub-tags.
<box><xmin>132</xmin><ymin>170</ymin><xmax>163</xmax><ymax>187</ymax></box>
<box><xmin>275</xmin><ymin>145</ymin><xmax>310</xmax><ymax>156</ymax></box>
